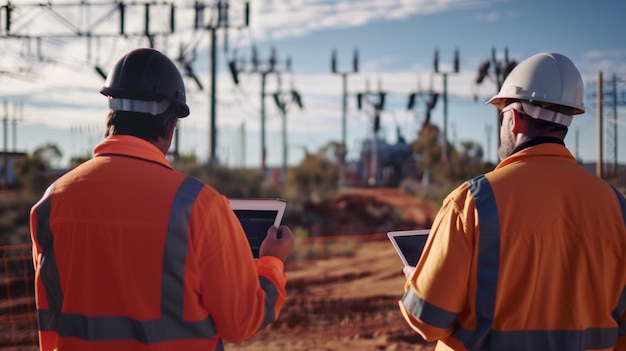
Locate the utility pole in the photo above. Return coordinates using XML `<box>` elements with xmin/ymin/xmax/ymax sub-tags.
<box><xmin>272</xmin><ymin>76</ymin><xmax>303</xmax><ymax>183</ymax></box>
<box><xmin>229</xmin><ymin>46</ymin><xmax>291</xmax><ymax>173</ymax></box>
<box><xmin>196</xmin><ymin>0</ymin><xmax>250</xmax><ymax>166</ymax></box>
<box><xmin>331</xmin><ymin>48</ymin><xmax>359</xmax><ymax>186</ymax></box>
<box><xmin>597</xmin><ymin>71</ymin><xmax>603</xmax><ymax>179</ymax></box>
<box><xmin>474</xmin><ymin>47</ymin><xmax>517</xmax><ymax>161</ymax></box>
<box><xmin>0</xmin><ymin>0</ymin><xmax>201</xmax><ymax>165</ymax></box>
<box><xmin>356</xmin><ymin>79</ymin><xmax>386</xmax><ymax>186</ymax></box>
<box><xmin>433</xmin><ymin>48</ymin><xmax>460</xmax><ymax>164</ymax></box>
<box><xmin>10</xmin><ymin>101</ymin><xmax>22</xmax><ymax>151</ymax></box>
<box><xmin>2</xmin><ymin>100</ymin><xmax>7</xmax><ymax>188</ymax></box>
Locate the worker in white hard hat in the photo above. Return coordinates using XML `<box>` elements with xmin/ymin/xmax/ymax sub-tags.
<box><xmin>399</xmin><ymin>52</ymin><xmax>626</xmax><ymax>351</ymax></box>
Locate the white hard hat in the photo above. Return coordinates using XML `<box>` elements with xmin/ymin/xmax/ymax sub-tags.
<box><xmin>487</xmin><ymin>52</ymin><xmax>585</xmax><ymax>126</ymax></box>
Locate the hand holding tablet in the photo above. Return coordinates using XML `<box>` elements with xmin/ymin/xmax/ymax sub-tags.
<box><xmin>229</xmin><ymin>198</ymin><xmax>289</xmax><ymax>259</ymax></box>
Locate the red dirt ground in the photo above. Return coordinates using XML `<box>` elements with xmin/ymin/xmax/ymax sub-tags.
<box><xmin>227</xmin><ymin>187</ymin><xmax>438</xmax><ymax>350</ymax></box>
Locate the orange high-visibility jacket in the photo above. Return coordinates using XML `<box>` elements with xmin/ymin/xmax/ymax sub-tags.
<box><xmin>400</xmin><ymin>141</ymin><xmax>626</xmax><ymax>351</ymax></box>
<box><xmin>30</xmin><ymin>135</ymin><xmax>287</xmax><ymax>351</ymax></box>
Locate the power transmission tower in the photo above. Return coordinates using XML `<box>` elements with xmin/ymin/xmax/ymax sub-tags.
<box><xmin>432</xmin><ymin>47</ymin><xmax>460</xmax><ymax>165</ymax></box>
<box><xmin>229</xmin><ymin>46</ymin><xmax>291</xmax><ymax>173</ymax></box>
<box><xmin>593</xmin><ymin>73</ymin><xmax>626</xmax><ymax>178</ymax></box>
<box><xmin>474</xmin><ymin>47</ymin><xmax>517</xmax><ymax>161</ymax></box>
<box><xmin>0</xmin><ymin>0</ymin><xmax>183</xmax><ymax>162</ymax></box>
<box><xmin>331</xmin><ymin>48</ymin><xmax>358</xmax><ymax>186</ymax></box>
<box><xmin>272</xmin><ymin>75</ymin><xmax>303</xmax><ymax>183</ymax></box>
<box><xmin>1</xmin><ymin>0</ymin><xmax>250</xmax><ymax>165</ymax></box>
<box><xmin>1</xmin><ymin>99</ymin><xmax>22</xmax><ymax>188</ymax></box>
<box><xmin>0</xmin><ymin>1</ymin><xmax>177</xmax><ymax>45</ymax></box>
<box><xmin>194</xmin><ymin>0</ymin><xmax>249</xmax><ymax>166</ymax></box>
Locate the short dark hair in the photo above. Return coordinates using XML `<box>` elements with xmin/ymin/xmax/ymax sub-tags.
<box><xmin>104</xmin><ymin>104</ymin><xmax>178</xmax><ymax>141</ymax></box>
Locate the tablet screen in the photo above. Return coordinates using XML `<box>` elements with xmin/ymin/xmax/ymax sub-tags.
<box><xmin>387</xmin><ymin>230</ymin><xmax>430</xmax><ymax>267</ymax></box>
<box><xmin>229</xmin><ymin>199</ymin><xmax>287</xmax><ymax>258</ymax></box>
<box><xmin>233</xmin><ymin>209</ymin><xmax>279</xmax><ymax>258</ymax></box>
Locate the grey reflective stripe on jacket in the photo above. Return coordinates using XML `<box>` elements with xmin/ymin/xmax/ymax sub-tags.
<box><xmin>34</xmin><ymin>176</ymin><xmax>222</xmax><ymax>347</ymax></box>
<box><xmin>611</xmin><ymin>186</ymin><xmax>626</xmax><ymax>337</ymax></box>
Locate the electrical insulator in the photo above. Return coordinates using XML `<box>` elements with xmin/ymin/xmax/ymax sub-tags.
<box><xmin>251</xmin><ymin>46</ymin><xmax>259</xmax><ymax>71</ymax></box>
<box><xmin>269</xmin><ymin>47</ymin><xmax>277</xmax><ymax>71</ymax></box>
<box><xmin>503</xmin><ymin>60</ymin><xmax>517</xmax><ymax>81</ymax></box>
<box><xmin>378</xmin><ymin>92</ymin><xmax>386</xmax><ymax>110</ymax></box>
<box><xmin>475</xmin><ymin>59</ymin><xmax>490</xmax><ymax>84</ymax></box>
<box><xmin>407</xmin><ymin>93</ymin><xmax>416</xmax><ymax>110</ymax></box>
<box><xmin>453</xmin><ymin>48</ymin><xmax>460</xmax><ymax>73</ymax></box>
<box><xmin>95</xmin><ymin>66</ymin><xmax>107</xmax><ymax>80</ymax></box>
<box><xmin>433</xmin><ymin>49</ymin><xmax>439</xmax><ymax>73</ymax></box>
<box><xmin>244</xmin><ymin>2</ymin><xmax>250</xmax><ymax>26</ymax></box>
<box><xmin>427</xmin><ymin>93</ymin><xmax>439</xmax><ymax>110</ymax></box>
<box><xmin>292</xmin><ymin>90</ymin><xmax>303</xmax><ymax>109</ymax></box>
<box><xmin>331</xmin><ymin>49</ymin><xmax>337</xmax><ymax>73</ymax></box>
<box><xmin>170</xmin><ymin>4</ymin><xmax>175</xmax><ymax>33</ymax></box>
<box><xmin>5</xmin><ymin>4</ymin><xmax>12</xmax><ymax>32</ymax></box>
<box><xmin>273</xmin><ymin>93</ymin><xmax>283</xmax><ymax>111</ymax></box>
<box><xmin>119</xmin><ymin>2</ymin><xmax>125</xmax><ymax>35</ymax></box>
<box><xmin>228</xmin><ymin>60</ymin><xmax>239</xmax><ymax>85</ymax></box>
<box><xmin>356</xmin><ymin>93</ymin><xmax>363</xmax><ymax>110</ymax></box>
<box><xmin>353</xmin><ymin>49</ymin><xmax>359</xmax><ymax>73</ymax></box>
<box><xmin>144</xmin><ymin>3</ymin><xmax>150</xmax><ymax>37</ymax></box>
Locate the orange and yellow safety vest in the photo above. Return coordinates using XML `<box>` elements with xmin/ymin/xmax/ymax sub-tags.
<box><xmin>30</xmin><ymin>135</ymin><xmax>287</xmax><ymax>351</ymax></box>
<box><xmin>400</xmin><ymin>141</ymin><xmax>626</xmax><ymax>351</ymax></box>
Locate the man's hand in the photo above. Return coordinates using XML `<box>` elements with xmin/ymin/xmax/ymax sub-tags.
<box><xmin>259</xmin><ymin>225</ymin><xmax>295</xmax><ymax>262</ymax></box>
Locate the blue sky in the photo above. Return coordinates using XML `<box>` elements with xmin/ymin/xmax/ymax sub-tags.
<box><xmin>1</xmin><ymin>0</ymin><xmax>625</xmax><ymax>169</ymax></box>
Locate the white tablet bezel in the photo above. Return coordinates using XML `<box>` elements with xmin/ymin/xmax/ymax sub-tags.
<box><xmin>229</xmin><ymin>198</ymin><xmax>287</xmax><ymax>227</ymax></box>
<box><xmin>229</xmin><ymin>198</ymin><xmax>287</xmax><ymax>258</ymax></box>
<box><xmin>387</xmin><ymin>229</ymin><xmax>430</xmax><ymax>267</ymax></box>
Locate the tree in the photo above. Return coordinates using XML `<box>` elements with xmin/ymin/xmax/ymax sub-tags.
<box><xmin>14</xmin><ymin>143</ymin><xmax>63</xmax><ymax>196</ymax></box>
<box><xmin>411</xmin><ymin>123</ymin><xmax>442</xmax><ymax>185</ymax></box>
<box><xmin>288</xmin><ymin>142</ymin><xmax>339</xmax><ymax>203</ymax></box>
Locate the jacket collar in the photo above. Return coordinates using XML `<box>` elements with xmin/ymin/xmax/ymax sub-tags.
<box><xmin>496</xmin><ymin>138</ymin><xmax>575</xmax><ymax>170</ymax></box>
<box><xmin>93</xmin><ymin>135</ymin><xmax>173</xmax><ymax>170</ymax></box>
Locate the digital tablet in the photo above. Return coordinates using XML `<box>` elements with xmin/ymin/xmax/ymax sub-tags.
<box><xmin>229</xmin><ymin>198</ymin><xmax>287</xmax><ymax>258</ymax></box>
<box><xmin>387</xmin><ymin>229</ymin><xmax>430</xmax><ymax>267</ymax></box>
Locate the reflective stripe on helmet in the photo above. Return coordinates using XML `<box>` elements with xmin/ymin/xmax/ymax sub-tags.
<box><xmin>108</xmin><ymin>97</ymin><xmax>171</xmax><ymax>115</ymax></box>
<box><xmin>521</xmin><ymin>102</ymin><xmax>573</xmax><ymax>126</ymax></box>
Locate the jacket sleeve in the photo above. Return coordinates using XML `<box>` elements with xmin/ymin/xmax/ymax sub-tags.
<box><xmin>399</xmin><ymin>184</ymin><xmax>475</xmax><ymax>343</ymax></box>
<box><xmin>30</xmin><ymin>187</ymin><xmax>59</xmax><ymax>351</ymax></box>
<box><xmin>188</xmin><ymin>190</ymin><xmax>287</xmax><ymax>344</ymax></box>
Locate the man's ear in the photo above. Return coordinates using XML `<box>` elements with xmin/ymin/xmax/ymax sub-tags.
<box><xmin>166</xmin><ymin>118</ymin><xmax>177</xmax><ymax>140</ymax></box>
<box><xmin>511</xmin><ymin>109</ymin><xmax>525</xmax><ymax>133</ymax></box>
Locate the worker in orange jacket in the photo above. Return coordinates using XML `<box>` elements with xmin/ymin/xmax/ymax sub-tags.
<box><xmin>400</xmin><ymin>52</ymin><xmax>626</xmax><ymax>350</ymax></box>
<box><xmin>30</xmin><ymin>47</ymin><xmax>295</xmax><ymax>351</ymax></box>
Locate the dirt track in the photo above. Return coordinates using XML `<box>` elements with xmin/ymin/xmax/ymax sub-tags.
<box><xmin>228</xmin><ymin>238</ymin><xmax>436</xmax><ymax>351</ymax></box>
<box><xmin>228</xmin><ymin>187</ymin><xmax>438</xmax><ymax>350</ymax></box>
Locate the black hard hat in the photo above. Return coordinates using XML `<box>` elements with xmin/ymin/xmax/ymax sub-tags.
<box><xmin>100</xmin><ymin>48</ymin><xmax>190</xmax><ymax>117</ymax></box>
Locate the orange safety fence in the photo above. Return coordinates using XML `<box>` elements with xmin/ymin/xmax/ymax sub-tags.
<box><xmin>0</xmin><ymin>243</ymin><xmax>38</xmax><ymax>350</ymax></box>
